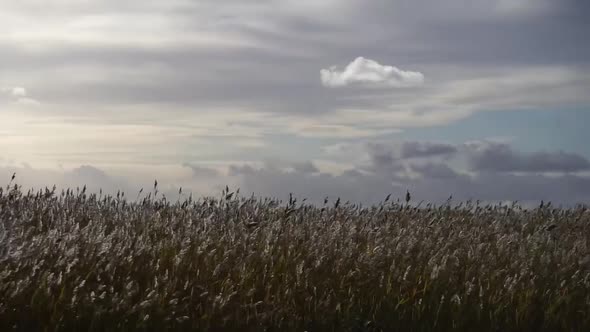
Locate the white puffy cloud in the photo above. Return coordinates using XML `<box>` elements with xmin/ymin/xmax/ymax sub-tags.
<box><xmin>10</xmin><ymin>87</ymin><xmax>27</xmax><ymax>97</ymax></box>
<box><xmin>320</xmin><ymin>57</ymin><xmax>425</xmax><ymax>88</ymax></box>
<box><xmin>1</xmin><ymin>86</ymin><xmax>40</xmax><ymax>106</ymax></box>
<box><xmin>1</xmin><ymin>86</ymin><xmax>26</xmax><ymax>97</ymax></box>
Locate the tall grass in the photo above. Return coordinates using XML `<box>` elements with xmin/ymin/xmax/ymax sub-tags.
<box><xmin>1</xmin><ymin>181</ymin><xmax>589</xmax><ymax>331</ymax></box>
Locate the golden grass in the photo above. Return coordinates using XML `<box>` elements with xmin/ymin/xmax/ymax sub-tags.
<box><xmin>1</xmin><ymin>182</ymin><xmax>589</xmax><ymax>331</ymax></box>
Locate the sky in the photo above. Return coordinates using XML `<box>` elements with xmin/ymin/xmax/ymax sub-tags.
<box><xmin>1</xmin><ymin>0</ymin><xmax>589</xmax><ymax>205</ymax></box>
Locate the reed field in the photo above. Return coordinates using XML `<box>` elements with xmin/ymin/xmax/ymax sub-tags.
<box><xmin>1</xmin><ymin>180</ymin><xmax>590</xmax><ymax>331</ymax></box>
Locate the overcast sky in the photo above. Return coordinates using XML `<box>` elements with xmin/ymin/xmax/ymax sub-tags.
<box><xmin>1</xmin><ymin>0</ymin><xmax>589</xmax><ymax>205</ymax></box>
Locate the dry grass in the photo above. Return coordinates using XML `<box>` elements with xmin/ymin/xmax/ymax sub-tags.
<box><xmin>1</xmin><ymin>181</ymin><xmax>590</xmax><ymax>331</ymax></box>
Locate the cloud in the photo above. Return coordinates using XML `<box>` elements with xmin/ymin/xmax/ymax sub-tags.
<box><xmin>228</xmin><ymin>140</ymin><xmax>590</xmax><ymax>205</ymax></box>
<box><xmin>1</xmin><ymin>86</ymin><xmax>40</xmax><ymax>106</ymax></box>
<box><xmin>291</xmin><ymin>161</ymin><xmax>319</xmax><ymax>174</ymax></box>
<box><xmin>10</xmin><ymin>87</ymin><xmax>26</xmax><ymax>97</ymax></box>
<box><xmin>65</xmin><ymin>165</ymin><xmax>118</xmax><ymax>189</ymax></box>
<box><xmin>1</xmin><ymin>86</ymin><xmax>26</xmax><ymax>97</ymax></box>
<box><xmin>346</xmin><ymin>141</ymin><xmax>459</xmax><ymax>176</ymax></box>
<box><xmin>182</xmin><ymin>163</ymin><xmax>222</xmax><ymax>178</ymax></box>
<box><xmin>364</xmin><ymin>142</ymin><xmax>405</xmax><ymax>175</ymax></box>
<box><xmin>228</xmin><ymin>160</ymin><xmax>319</xmax><ymax>176</ymax></box>
<box><xmin>0</xmin><ymin>162</ymin><xmax>230</xmax><ymax>201</ymax></box>
<box><xmin>467</xmin><ymin>142</ymin><xmax>590</xmax><ymax>173</ymax></box>
<box><xmin>3</xmin><ymin>138</ymin><xmax>590</xmax><ymax>207</ymax></box>
<box><xmin>229</xmin><ymin>160</ymin><xmax>590</xmax><ymax>207</ymax></box>
<box><xmin>1</xmin><ymin>0</ymin><xmax>589</xmax><ymax>193</ymax></box>
<box><xmin>401</xmin><ymin>141</ymin><xmax>457</xmax><ymax>159</ymax></box>
<box><xmin>228</xmin><ymin>164</ymin><xmax>258</xmax><ymax>176</ymax></box>
<box><xmin>0</xmin><ymin>164</ymin><xmax>129</xmax><ymax>195</ymax></box>
<box><xmin>1</xmin><ymin>1</ymin><xmax>588</xmax><ymax>135</ymax></box>
<box><xmin>410</xmin><ymin>163</ymin><xmax>460</xmax><ymax>179</ymax></box>
<box><xmin>320</xmin><ymin>57</ymin><xmax>425</xmax><ymax>88</ymax></box>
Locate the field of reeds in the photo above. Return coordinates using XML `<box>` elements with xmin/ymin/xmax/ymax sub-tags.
<box><xmin>1</xmin><ymin>179</ymin><xmax>590</xmax><ymax>331</ymax></box>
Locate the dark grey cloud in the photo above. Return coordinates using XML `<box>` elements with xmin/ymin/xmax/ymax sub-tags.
<box><xmin>228</xmin><ymin>164</ymin><xmax>258</xmax><ymax>176</ymax></box>
<box><xmin>401</xmin><ymin>141</ymin><xmax>457</xmax><ymax>159</ymax></box>
<box><xmin>292</xmin><ymin>161</ymin><xmax>319</xmax><ymax>174</ymax></box>
<box><xmin>364</xmin><ymin>143</ymin><xmax>405</xmax><ymax>174</ymax></box>
<box><xmin>360</xmin><ymin>141</ymin><xmax>458</xmax><ymax>176</ymax></box>
<box><xmin>66</xmin><ymin>165</ymin><xmax>111</xmax><ymax>184</ymax></box>
<box><xmin>468</xmin><ymin>142</ymin><xmax>590</xmax><ymax>173</ymax></box>
<box><xmin>228</xmin><ymin>160</ymin><xmax>319</xmax><ymax>176</ymax></box>
<box><xmin>183</xmin><ymin>163</ymin><xmax>221</xmax><ymax>177</ymax></box>
<box><xmin>410</xmin><ymin>163</ymin><xmax>460</xmax><ymax>179</ymax></box>
<box><xmin>218</xmin><ymin>140</ymin><xmax>590</xmax><ymax>205</ymax></box>
<box><xmin>3</xmin><ymin>140</ymin><xmax>590</xmax><ymax>207</ymax></box>
<box><xmin>232</xmin><ymin>167</ymin><xmax>393</xmax><ymax>205</ymax></box>
<box><xmin>230</xmin><ymin>161</ymin><xmax>590</xmax><ymax>207</ymax></box>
